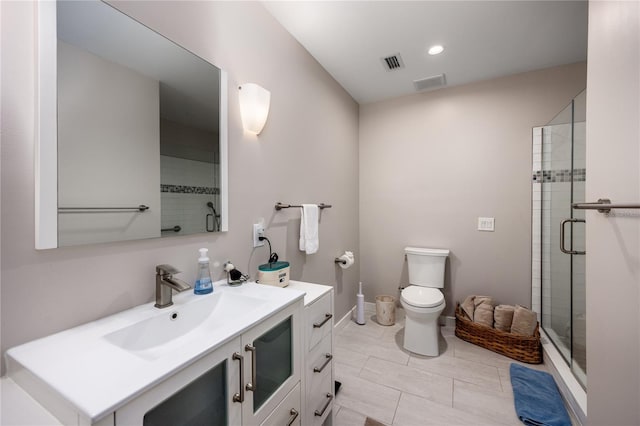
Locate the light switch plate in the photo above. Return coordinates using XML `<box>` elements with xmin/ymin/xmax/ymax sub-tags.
<box><xmin>478</xmin><ymin>217</ymin><xmax>495</xmax><ymax>232</ymax></box>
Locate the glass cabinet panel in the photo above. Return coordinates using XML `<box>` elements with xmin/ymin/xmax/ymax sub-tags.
<box><xmin>253</xmin><ymin>316</ymin><xmax>293</xmax><ymax>411</ymax></box>
<box><xmin>144</xmin><ymin>361</ymin><xmax>227</xmax><ymax>426</ymax></box>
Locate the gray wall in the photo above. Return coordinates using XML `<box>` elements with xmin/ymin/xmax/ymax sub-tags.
<box><xmin>0</xmin><ymin>1</ymin><xmax>359</xmax><ymax>373</ymax></box>
<box><xmin>359</xmin><ymin>63</ymin><xmax>586</xmax><ymax>316</ymax></box>
<box><xmin>586</xmin><ymin>1</ymin><xmax>640</xmax><ymax>424</ymax></box>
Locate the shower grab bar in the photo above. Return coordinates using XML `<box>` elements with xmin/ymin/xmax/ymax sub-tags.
<box><xmin>573</xmin><ymin>198</ymin><xmax>640</xmax><ymax>214</ymax></box>
<box><xmin>58</xmin><ymin>205</ymin><xmax>149</xmax><ymax>213</ymax></box>
<box><xmin>560</xmin><ymin>219</ymin><xmax>586</xmax><ymax>255</ymax></box>
<box><xmin>275</xmin><ymin>202</ymin><xmax>332</xmax><ymax>210</ymax></box>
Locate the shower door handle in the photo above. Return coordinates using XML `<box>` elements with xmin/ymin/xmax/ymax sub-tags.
<box><xmin>560</xmin><ymin>219</ymin><xmax>586</xmax><ymax>255</ymax></box>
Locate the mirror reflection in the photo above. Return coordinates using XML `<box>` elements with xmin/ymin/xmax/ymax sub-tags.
<box><xmin>56</xmin><ymin>0</ymin><xmax>225</xmax><ymax>247</ymax></box>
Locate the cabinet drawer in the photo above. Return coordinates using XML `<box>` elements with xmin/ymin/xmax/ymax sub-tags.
<box><xmin>307</xmin><ymin>371</ymin><xmax>333</xmax><ymax>426</ymax></box>
<box><xmin>306</xmin><ymin>334</ymin><xmax>332</xmax><ymax>395</ymax></box>
<box><xmin>260</xmin><ymin>382</ymin><xmax>301</xmax><ymax>426</ymax></box>
<box><xmin>306</xmin><ymin>293</ymin><xmax>332</xmax><ymax>351</ymax></box>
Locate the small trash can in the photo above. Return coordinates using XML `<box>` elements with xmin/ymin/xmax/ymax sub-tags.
<box><xmin>375</xmin><ymin>295</ymin><xmax>396</xmax><ymax>326</ymax></box>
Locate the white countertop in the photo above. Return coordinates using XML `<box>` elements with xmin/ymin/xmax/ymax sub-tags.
<box><xmin>5</xmin><ymin>281</ymin><xmax>304</xmax><ymax>423</ymax></box>
<box><xmin>286</xmin><ymin>280</ymin><xmax>333</xmax><ymax>306</ymax></box>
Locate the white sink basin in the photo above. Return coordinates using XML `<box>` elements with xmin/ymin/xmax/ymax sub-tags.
<box><xmin>5</xmin><ymin>282</ymin><xmax>305</xmax><ymax>423</ymax></box>
<box><xmin>104</xmin><ymin>291</ymin><xmax>266</xmax><ymax>360</ymax></box>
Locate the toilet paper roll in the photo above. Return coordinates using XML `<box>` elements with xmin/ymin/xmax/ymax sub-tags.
<box><xmin>338</xmin><ymin>251</ymin><xmax>355</xmax><ymax>269</ymax></box>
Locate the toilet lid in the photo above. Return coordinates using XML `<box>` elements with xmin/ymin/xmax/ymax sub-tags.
<box><xmin>401</xmin><ymin>286</ymin><xmax>444</xmax><ymax>308</ymax></box>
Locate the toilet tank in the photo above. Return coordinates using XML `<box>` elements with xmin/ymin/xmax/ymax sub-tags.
<box><xmin>405</xmin><ymin>247</ymin><xmax>450</xmax><ymax>288</ymax></box>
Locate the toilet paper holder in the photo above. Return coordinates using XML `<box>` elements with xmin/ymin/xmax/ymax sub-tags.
<box><xmin>334</xmin><ymin>251</ymin><xmax>355</xmax><ymax>269</ymax></box>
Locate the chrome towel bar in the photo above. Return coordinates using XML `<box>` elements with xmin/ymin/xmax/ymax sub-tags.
<box><xmin>58</xmin><ymin>205</ymin><xmax>149</xmax><ymax>213</ymax></box>
<box><xmin>161</xmin><ymin>226</ymin><xmax>181</xmax><ymax>232</ymax></box>
<box><xmin>573</xmin><ymin>198</ymin><xmax>640</xmax><ymax>213</ymax></box>
<box><xmin>275</xmin><ymin>202</ymin><xmax>332</xmax><ymax>210</ymax></box>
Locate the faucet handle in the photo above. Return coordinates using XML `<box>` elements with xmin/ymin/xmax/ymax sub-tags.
<box><xmin>156</xmin><ymin>264</ymin><xmax>181</xmax><ymax>276</ymax></box>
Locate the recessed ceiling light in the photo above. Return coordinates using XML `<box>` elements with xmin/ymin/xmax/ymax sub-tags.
<box><xmin>428</xmin><ymin>45</ymin><xmax>444</xmax><ymax>55</ymax></box>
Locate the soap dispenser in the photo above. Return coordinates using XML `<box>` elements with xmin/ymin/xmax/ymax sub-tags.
<box><xmin>194</xmin><ymin>248</ymin><xmax>213</xmax><ymax>294</ymax></box>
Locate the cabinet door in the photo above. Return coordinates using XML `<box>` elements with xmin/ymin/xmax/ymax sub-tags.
<box><xmin>116</xmin><ymin>337</ymin><xmax>242</xmax><ymax>426</ymax></box>
<box><xmin>241</xmin><ymin>301</ymin><xmax>302</xmax><ymax>426</ymax></box>
<box><xmin>260</xmin><ymin>383</ymin><xmax>301</xmax><ymax>426</ymax></box>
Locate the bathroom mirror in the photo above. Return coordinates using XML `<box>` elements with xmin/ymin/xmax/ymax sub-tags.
<box><xmin>35</xmin><ymin>0</ymin><xmax>228</xmax><ymax>249</ymax></box>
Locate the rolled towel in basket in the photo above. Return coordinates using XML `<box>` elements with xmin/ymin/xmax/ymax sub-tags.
<box><xmin>474</xmin><ymin>295</ymin><xmax>493</xmax><ymax>307</ymax></box>
<box><xmin>461</xmin><ymin>295</ymin><xmax>476</xmax><ymax>320</ymax></box>
<box><xmin>511</xmin><ymin>305</ymin><xmax>538</xmax><ymax>336</ymax></box>
<box><xmin>473</xmin><ymin>296</ymin><xmax>494</xmax><ymax>327</ymax></box>
<box><xmin>494</xmin><ymin>305</ymin><xmax>515</xmax><ymax>331</ymax></box>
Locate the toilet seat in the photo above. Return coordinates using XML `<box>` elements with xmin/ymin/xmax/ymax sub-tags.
<box><xmin>401</xmin><ymin>286</ymin><xmax>444</xmax><ymax>308</ymax></box>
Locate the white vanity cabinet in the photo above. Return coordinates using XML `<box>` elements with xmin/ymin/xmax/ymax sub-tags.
<box><xmin>287</xmin><ymin>281</ymin><xmax>335</xmax><ymax>426</ymax></box>
<box><xmin>116</xmin><ymin>336</ymin><xmax>242</xmax><ymax>426</ymax></box>
<box><xmin>115</xmin><ymin>300</ymin><xmax>302</xmax><ymax>426</ymax></box>
<box><xmin>4</xmin><ymin>283</ymin><xmax>320</xmax><ymax>426</ymax></box>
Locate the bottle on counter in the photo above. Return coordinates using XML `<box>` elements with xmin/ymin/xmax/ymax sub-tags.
<box><xmin>194</xmin><ymin>248</ymin><xmax>213</xmax><ymax>294</ymax></box>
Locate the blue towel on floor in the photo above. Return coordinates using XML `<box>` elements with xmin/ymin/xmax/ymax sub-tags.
<box><xmin>510</xmin><ymin>363</ymin><xmax>571</xmax><ymax>426</ymax></box>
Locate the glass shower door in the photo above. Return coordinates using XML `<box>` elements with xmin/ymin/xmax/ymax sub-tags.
<box><xmin>541</xmin><ymin>89</ymin><xmax>586</xmax><ymax>389</ymax></box>
<box><xmin>570</xmin><ymin>90</ymin><xmax>587</xmax><ymax>387</ymax></box>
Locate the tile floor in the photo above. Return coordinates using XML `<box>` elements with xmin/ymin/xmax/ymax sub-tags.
<box><xmin>332</xmin><ymin>308</ymin><xmax>566</xmax><ymax>426</ymax></box>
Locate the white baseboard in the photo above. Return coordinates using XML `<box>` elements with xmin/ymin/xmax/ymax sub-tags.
<box><xmin>364</xmin><ymin>301</ymin><xmax>376</xmax><ymax>312</ymax></box>
<box><xmin>442</xmin><ymin>315</ymin><xmax>456</xmax><ymax>327</ymax></box>
<box><xmin>339</xmin><ymin>304</ymin><xmax>455</xmax><ymax>328</ymax></box>
<box><xmin>334</xmin><ymin>307</ymin><xmax>355</xmax><ymax>333</ymax></box>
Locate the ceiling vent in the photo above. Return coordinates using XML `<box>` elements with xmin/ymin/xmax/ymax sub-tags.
<box><xmin>381</xmin><ymin>53</ymin><xmax>405</xmax><ymax>71</ymax></box>
<box><xmin>413</xmin><ymin>73</ymin><xmax>447</xmax><ymax>92</ymax></box>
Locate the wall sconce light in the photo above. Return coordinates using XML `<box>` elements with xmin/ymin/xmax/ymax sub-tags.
<box><xmin>238</xmin><ymin>83</ymin><xmax>271</xmax><ymax>135</ymax></box>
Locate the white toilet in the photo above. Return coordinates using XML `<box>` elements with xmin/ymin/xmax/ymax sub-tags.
<box><xmin>400</xmin><ymin>246</ymin><xmax>450</xmax><ymax>356</ymax></box>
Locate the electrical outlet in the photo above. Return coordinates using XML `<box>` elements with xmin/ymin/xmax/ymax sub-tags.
<box><xmin>253</xmin><ymin>223</ymin><xmax>265</xmax><ymax>247</ymax></box>
<box><xmin>478</xmin><ymin>217</ymin><xmax>495</xmax><ymax>232</ymax></box>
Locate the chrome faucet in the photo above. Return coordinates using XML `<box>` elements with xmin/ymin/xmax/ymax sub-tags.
<box><xmin>155</xmin><ymin>264</ymin><xmax>191</xmax><ymax>308</ymax></box>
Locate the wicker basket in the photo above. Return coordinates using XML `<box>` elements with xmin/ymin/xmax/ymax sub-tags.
<box><xmin>454</xmin><ymin>304</ymin><xmax>542</xmax><ymax>364</ymax></box>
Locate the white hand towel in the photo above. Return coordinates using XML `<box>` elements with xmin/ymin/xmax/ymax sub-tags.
<box><xmin>299</xmin><ymin>204</ymin><xmax>319</xmax><ymax>254</ymax></box>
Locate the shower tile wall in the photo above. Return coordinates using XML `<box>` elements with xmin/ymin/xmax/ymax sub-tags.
<box><xmin>160</xmin><ymin>155</ymin><xmax>220</xmax><ymax>235</ymax></box>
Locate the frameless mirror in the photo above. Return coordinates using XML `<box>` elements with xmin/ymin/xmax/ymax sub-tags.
<box><xmin>35</xmin><ymin>0</ymin><xmax>228</xmax><ymax>249</ymax></box>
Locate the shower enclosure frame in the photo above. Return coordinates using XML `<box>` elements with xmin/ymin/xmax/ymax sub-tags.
<box><xmin>531</xmin><ymin>89</ymin><xmax>587</xmax><ymax>421</ymax></box>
